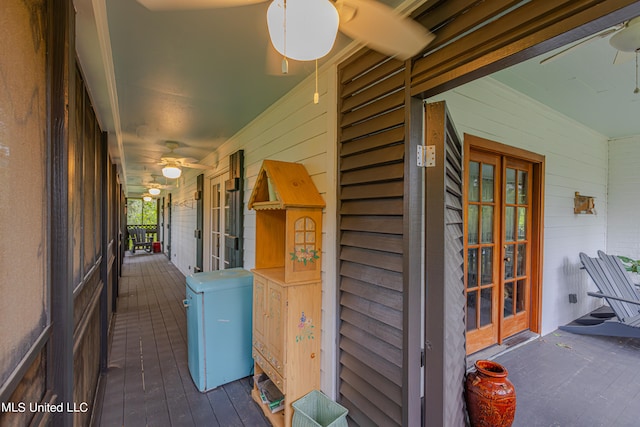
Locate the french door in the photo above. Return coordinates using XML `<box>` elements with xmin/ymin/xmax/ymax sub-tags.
<box><xmin>209</xmin><ymin>176</ymin><xmax>230</xmax><ymax>271</ymax></box>
<box><xmin>464</xmin><ymin>138</ymin><xmax>541</xmax><ymax>354</ymax></box>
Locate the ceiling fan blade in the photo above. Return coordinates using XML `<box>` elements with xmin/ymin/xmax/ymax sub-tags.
<box><xmin>137</xmin><ymin>0</ymin><xmax>266</xmax><ymax>10</ymax></box>
<box><xmin>336</xmin><ymin>0</ymin><xmax>434</xmax><ymax>60</ymax></box>
<box><xmin>613</xmin><ymin>49</ymin><xmax>636</xmax><ymax>65</ymax></box>
<box><xmin>540</xmin><ymin>27</ymin><xmax>620</xmax><ymax>65</ymax></box>
<box><xmin>181</xmin><ymin>162</ymin><xmax>212</xmax><ymax>170</ymax></box>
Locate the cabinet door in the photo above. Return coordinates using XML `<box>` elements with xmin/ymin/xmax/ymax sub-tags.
<box><xmin>267</xmin><ymin>281</ymin><xmax>286</xmax><ymax>375</ymax></box>
<box><xmin>253</xmin><ymin>274</ymin><xmax>267</xmax><ymax>354</ymax></box>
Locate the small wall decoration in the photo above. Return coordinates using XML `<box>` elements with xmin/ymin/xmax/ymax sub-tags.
<box><xmin>574</xmin><ymin>192</ymin><xmax>596</xmax><ymax>214</ymax></box>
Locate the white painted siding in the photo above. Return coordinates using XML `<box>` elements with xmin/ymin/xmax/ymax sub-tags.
<box><xmin>430</xmin><ymin>77</ymin><xmax>609</xmax><ymax>335</ymax></box>
<box><xmin>607</xmin><ymin>136</ymin><xmax>640</xmax><ymax>261</ymax></box>
<box><xmin>169</xmin><ymin>175</ymin><xmax>198</xmax><ymax>274</ymax></box>
<box><xmin>168</xmin><ymin>65</ymin><xmax>339</xmax><ymax>398</ymax></box>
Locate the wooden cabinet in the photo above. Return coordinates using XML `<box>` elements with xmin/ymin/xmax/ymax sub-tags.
<box><xmin>249</xmin><ymin>161</ymin><xmax>324</xmax><ymax>427</ymax></box>
<box><xmin>251</xmin><ymin>270</ymin><xmax>321</xmax><ymax>426</ymax></box>
<box><xmin>253</xmin><ymin>273</ymin><xmax>286</xmax><ymax>380</ymax></box>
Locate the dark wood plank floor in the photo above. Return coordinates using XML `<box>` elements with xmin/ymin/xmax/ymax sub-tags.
<box><xmin>93</xmin><ymin>253</ymin><xmax>269</xmax><ymax>427</ymax></box>
<box><xmin>493</xmin><ymin>330</ymin><xmax>640</xmax><ymax>427</ymax></box>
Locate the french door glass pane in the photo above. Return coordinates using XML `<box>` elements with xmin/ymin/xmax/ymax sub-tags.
<box><xmin>213</xmin><ymin>187</ymin><xmax>220</xmax><ymax>208</ymax></box>
<box><xmin>504</xmin><ymin>244</ymin><xmax>515</xmax><ymax>280</ymax></box>
<box><xmin>518</xmin><ymin>170</ymin><xmax>528</xmax><ymax>204</ymax></box>
<box><xmin>224</xmin><ymin>191</ymin><xmax>231</xmax><ymax>234</ymax></box>
<box><xmin>506</xmin><ymin>168</ymin><xmax>516</xmax><ymax>203</ymax></box>
<box><xmin>482</xmin><ymin>164</ymin><xmax>494</xmax><ymax>202</ymax></box>
<box><xmin>469</xmin><ymin>161</ymin><xmax>479</xmax><ymax>202</ymax></box>
<box><xmin>468</xmin><ymin>205</ymin><xmax>478</xmax><ymax>244</ymax></box>
<box><xmin>481</xmin><ymin>247</ymin><xmax>493</xmax><ymax>285</ymax></box>
<box><xmin>467</xmin><ymin>291</ymin><xmax>478</xmax><ymax>331</ymax></box>
<box><xmin>505</xmin><ymin>206</ymin><xmax>515</xmax><ymax>242</ymax></box>
<box><xmin>212</xmin><ymin>209</ymin><xmax>219</xmax><ymax>230</ymax></box>
<box><xmin>468</xmin><ymin>248</ymin><xmax>478</xmax><ymax>288</ymax></box>
<box><xmin>516</xmin><ymin>279</ymin><xmax>526</xmax><ymax>313</ymax></box>
<box><xmin>517</xmin><ymin>243</ymin><xmax>527</xmax><ymax>277</ymax></box>
<box><xmin>480</xmin><ymin>288</ymin><xmax>492</xmax><ymax>326</ymax></box>
<box><xmin>504</xmin><ymin>282</ymin><xmax>514</xmax><ymax>318</ymax></box>
<box><xmin>517</xmin><ymin>207</ymin><xmax>527</xmax><ymax>240</ymax></box>
<box><xmin>481</xmin><ymin>206</ymin><xmax>493</xmax><ymax>243</ymax></box>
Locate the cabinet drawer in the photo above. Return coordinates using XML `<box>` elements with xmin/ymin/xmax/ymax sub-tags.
<box><xmin>253</xmin><ymin>348</ymin><xmax>286</xmax><ymax>394</ymax></box>
<box><xmin>253</xmin><ymin>338</ymin><xmax>267</xmax><ymax>358</ymax></box>
<box><xmin>253</xmin><ymin>338</ymin><xmax>284</xmax><ymax>377</ymax></box>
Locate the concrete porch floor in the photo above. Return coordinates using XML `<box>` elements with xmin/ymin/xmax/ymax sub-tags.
<box><xmin>92</xmin><ymin>252</ymin><xmax>640</xmax><ymax>426</ymax></box>
<box><xmin>492</xmin><ymin>330</ymin><xmax>640</xmax><ymax>426</ymax></box>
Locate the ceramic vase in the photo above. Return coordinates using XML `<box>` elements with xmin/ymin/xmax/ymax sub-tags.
<box><xmin>465</xmin><ymin>360</ymin><xmax>516</xmax><ymax>427</ymax></box>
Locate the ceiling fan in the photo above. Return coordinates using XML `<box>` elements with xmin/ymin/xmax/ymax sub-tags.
<box><xmin>136</xmin><ymin>0</ymin><xmax>435</xmax><ymax>62</ymax></box>
<box><xmin>159</xmin><ymin>141</ymin><xmax>211</xmax><ymax>179</ymax></box>
<box><xmin>143</xmin><ymin>176</ymin><xmax>173</xmax><ymax>195</ymax></box>
<box><xmin>541</xmin><ymin>16</ymin><xmax>640</xmax><ymax>66</ymax></box>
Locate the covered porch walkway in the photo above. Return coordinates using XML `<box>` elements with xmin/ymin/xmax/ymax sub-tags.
<box><xmin>92</xmin><ymin>252</ymin><xmax>640</xmax><ymax>426</ymax></box>
<box><xmin>92</xmin><ymin>252</ymin><xmax>268</xmax><ymax>426</ymax></box>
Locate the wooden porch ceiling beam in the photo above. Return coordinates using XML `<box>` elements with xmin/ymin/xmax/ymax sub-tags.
<box><xmin>414</xmin><ymin>0</ymin><xmax>522</xmax><ymax>50</ymax></box>
<box><xmin>414</xmin><ymin>0</ymin><xmax>609</xmax><ymax>78</ymax></box>
<box><xmin>411</xmin><ymin>0</ymin><xmax>640</xmax><ymax>98</ymax></box>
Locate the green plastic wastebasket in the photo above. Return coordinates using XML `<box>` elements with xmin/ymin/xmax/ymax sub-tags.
<box><xmin>292</xmin><ymin>390</ymin><xmax>348</xmax><ymax>427</ymax></box>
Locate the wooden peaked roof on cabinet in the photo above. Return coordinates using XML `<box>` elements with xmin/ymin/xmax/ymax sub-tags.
<box><xmin>248</xmin><ymin>160</ymin><xmax>325</xmax><ymax>210</ymax></box>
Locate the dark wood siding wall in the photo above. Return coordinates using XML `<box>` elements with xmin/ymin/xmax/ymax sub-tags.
<box><xmin>69</xmin><ymin>65</ymin><xmax>107</xmax><ymax>427</ymax></box>
<box><xmin>336</xmin><ymin>1</ymin><xmax>640</xmax><ymax>425</ymax></box>
<box><xmin>424</xmin><ymin>102</ymin><xmax>466</xmax><ymax>427</ymax></box>
<box><xmin>337</xmin><ymin>50</ymin><xmax>411</xmax><ymax>427</ymax></box>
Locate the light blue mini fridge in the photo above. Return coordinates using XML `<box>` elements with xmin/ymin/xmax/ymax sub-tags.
<box><xmin>184</xmin><ymin>268</ymin><xmax>253</xmax><ymax>392</ymax></box>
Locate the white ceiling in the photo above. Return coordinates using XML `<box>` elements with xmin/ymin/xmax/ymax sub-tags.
<box><xmin>74</xmin><ymin>1</ymin><xmax>640</xmax><ymax>197</ymax></box>
<box><xmin>75</xmin><ymin>0</ymin><xmax>362</xmax><ymax>196</ymax></box>
<box><xmin>493</xmin><ymin>28</ymin><xmax>640</xmax><ymax>140</ymax></box>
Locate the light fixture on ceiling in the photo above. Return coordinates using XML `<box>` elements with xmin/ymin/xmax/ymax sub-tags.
<box><xmin>609</xmin><ymin>16</ymin><xmax>640</xmax><ymax>53</ymax></box>
<box><xmin>143</xmin><ymin>194</ymin><xmax>153</xmax><ymax>202</ymax></box>
<box><xmin>148</xmin><ymin>187</ymin><xmax>161</xmax><ymax>196</ymax></box>
<box><xmin>267</xmin><ymin>0</ymin><xmax>339</xmax><ymax>103</ymax></box>
<box><xmin>162</xmin><ymin>163</ymin><xmax>182</xmax><ymax>179</ymax></box>
<box><xmin>266</xmin><ymin>0</ymin><xmax>339</xmax><ymax>62</ymax></box>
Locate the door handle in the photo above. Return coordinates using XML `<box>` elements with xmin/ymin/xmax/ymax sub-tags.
<box><xmin>504</xmin><ymin>256</ymin><xmax>511</xmax><ymax>263</ymax></box>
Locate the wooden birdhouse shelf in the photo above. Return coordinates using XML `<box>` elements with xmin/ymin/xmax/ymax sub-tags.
<box><xmin>249</xmin><ymin>160</ymin><xmax>325</xmax><ymax>284</ymax></box>
<box><xmin>249</xmin><ymin>160</ymin><xmax>324</xmax><ymax>427</ymax></box>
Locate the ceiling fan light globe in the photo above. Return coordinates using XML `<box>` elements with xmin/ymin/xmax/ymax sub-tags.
<box><xmin>143</xmin><ymin>195</ymin><xmax>152</xmax><ymax>202</ymax></box>
<box><xmin>267</xmin><ymin>0</ymin><xmax>339</xmax><ymax>61</ymax></box>
<box><xmin>162</xmin><ymin>165</ymin><xmax>182</xmax><ymax>179</ymax></box>
<box><xmin>610</xmin><ymin>18</ymin><xmax>640</xmax><ymax>52</ymax></box>
<box><xmin>148</xmin><ymin>187</ymin><xmax>161</xmax><ymax>196</ymax></box>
